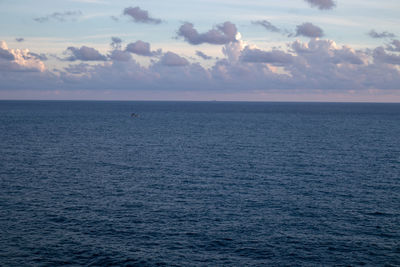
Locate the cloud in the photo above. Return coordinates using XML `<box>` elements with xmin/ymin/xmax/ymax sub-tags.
<box><xmin>177</xmin><ymin>21</ymin><xmax>238</xmax><ymax>45</ymax></box>
<box><xmin>27</xmin><ymin>52</ymin><xmax>48</xmax><ymax>61</ymax></box>
<box><xmin>109</xmin><ymin>50</ymin><xmax>132</xmax><ymax>61</ymax></box>
<box><xmin>111</xmin><ymin>37</ymin><xmax>122</xmax><ymax>50</ymax></box>
<box><xmin>333</xmin><ymin>47</ymin><xmax>365</xmax><ymax>65</ymax></box>
<box><xmin>65</xmin><ymin>46</ymin><xmax>107</xmax><ymax>61</ymax></box>
<box><xmin>373</xmin><ymin>47</ymin><xmax>400</xmax><ymax>65</ymax></box>
<box><xmin>304</xmin><ymin>0</ymin><xmax>335</xmax><ymax>10</ymax></box>
<box><xmin>1</xmin><ymin>37</ymin><xmax>400</xmax><ymax>94</ymax></box>
<box><xmin>240</xmin><ymin>47</ymin><xmax>293</xmax><ymax>65</ymax></box>
<box><xmin>386</xmin><ymin>40</ymin><xmax>400</xmax><ymax>52</ymax></box>
<box><xmin>15</xmin><ymin>38</ymin><xmax>24</xmax><ymax>42</ymax></box>
<box><xmin>222</xmin><ymin>40</ymin><xmax>245</xmax><ymax>63</ymax></box>
<box><xmin>252</xmin><ymin>20</ymin><xmax>280</xmax><ymax>33</ymax></box>
<box><xmin>0</xmin><ymin>43</ymin><xmax>15</xmax><ymax>60</ymax></box>
<box><xmin>0</xmin><ymin>41</ymin><xmax>45</xmax><ymax>72</ymax></box>
<box><xmin>123</xmin><ymin>6</ymin><xmax>161</xmax><ymax>24</ymax></box>
<box><xmin>159</xmin><ymin>52</ymin><xmax>189</xmax><ymax>66</ymax></box>
<box><xmin>196</xmin><ymin>51</ymin><xmax>212</xmax><ymax>60</ymax></box>
<box><xmin>296</xmin><ymin>22</ymin><xmax>324</xmax><ymax>38</ymax></box>
<box><xmin>290</xmin><ymin>39</ymin><xmax>366</xmax><ymax>65</ymax></box>
<box><xmin>368</xmin><ymin>30</ymin><xmax>396</xmax><ymax>39</ymax></box>
<box><xmin>34</xmin><ymin>11</ymin><xmax>82</xmax><ymax>23</ymax></box>
<box><xmin>126</xmin><ymin>40</ymin><xmax>161</xmax><ymax>57</ymax></box>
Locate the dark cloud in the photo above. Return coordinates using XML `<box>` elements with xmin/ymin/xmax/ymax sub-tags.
<box><xmin>0</xmin><ymin>48</ymin><xmax>15</xmax><ymax>60</ymax></box>
<box><xmin>65</xmin><ymin>46</ymin><xmax>107</xmax><ymax>61</ymax></box>
<box><xmin>304</xmin><ymin>0</ymin><xmax>335</xmax><ymax>10</ymax></box>
<box><xmin>34</xmin><ymin>11</ymin><xmax>82</xmax><ymax>23</ymax></box>
<box><xmin>123</xmin><ymin>6</ymin><xmax>161</xmax><ymax>24</ymax></box>
<box><xmin>196</xmin><ymin>51</ymin><xmax>212</xmax><ymax>60</ymax></box>
<box><xmin>373</xmin><ymin>47</ymin><xmax>400</xmax><ymax>65</ymax></box>
<box><xmin>27</xmin><ymin>52</ymin><xmax>48</xmax><ymax>61</ymax></box>
<box><xmin>178</xmin><ymin>21</ymin><xmax>238</xmax><ymax>45</ymax></box>
<box><xmin>386</xmin><ymin>40</ymin><xmax>400</xmax><ymax>52</ymax></box>
<box><xmin>252</xmin><ymin>20</ymin><xmax>280</xmax><ymax>33</ymax></box>
<box><xmin>111</xmin><ymin>37</ymin><xmax>122</xmax><ymax>50</ymax></box>
<box><xmin>333</xmin><ymin>47</ymin><xmax>364</xmax><ymax>65</ymax></box>
<box><xmin>64</xmin><ymin>63</ymin><xmax>91</xmax><ymax>75</ymax></box>
<box><xmin>160</xmin><ymin>52</ymin><xmax>189</xmax><ymax>66</ymax></box>
<box><xmin>15</xmin><ymin>38</ymin><xmax>24</xmax><ymax>42</ymax></box>
<box><xmin>109</xmin><ymin>50</ymin><xmax>132</xmax><ymax>61</ymax></box>
<box><xmin>126</xmin><ymin>40</ymin><xmax>161</xmax><ymax>57</ymax></box>
<box><xmin>368</xmin><ymin>30</ymin><xmax>396</xmax><ymax>39</ymax></box>
<box><xmin>240</xmin><ymin>47</ymin><xmax>293</xmax><ymax>65</ymax></box>
<box><xmin>296</xmin><ymin>22</ymin><xmax>324</xmax><ymax>38</ymax></box>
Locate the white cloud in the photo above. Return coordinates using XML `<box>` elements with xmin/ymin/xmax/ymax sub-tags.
<box><xmin>0</xmin><ymin>41</ymin><xmax>45</xmax><ymax>72</ymax></box>
<box><xmin>1</xmin><ymin>37</ymin><xmax>400</xmax><ymax>94</ymax></box>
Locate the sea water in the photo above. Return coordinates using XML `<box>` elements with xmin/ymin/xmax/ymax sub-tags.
<box><xmin>0</xmin><ymin>101</ymin><xmax>399</xmax><ymax>266</ymax></box>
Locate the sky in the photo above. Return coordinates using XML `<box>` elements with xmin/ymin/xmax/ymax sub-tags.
<box><xmin>0</xmin><ymin>0</ymin><xmax>400</xmax><ymax>101</ymax></box>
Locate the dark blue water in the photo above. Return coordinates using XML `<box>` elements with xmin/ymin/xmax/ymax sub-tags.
<box><xmin>0</xmin><ymin>101</ymin><xmax>399</xmax><ymax>266</ymax></box>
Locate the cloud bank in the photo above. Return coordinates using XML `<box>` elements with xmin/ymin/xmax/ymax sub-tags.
<box><xmin>1</xmin><ymin>34</ymin><xmax>399</xmax><ymax>95</ymax></box>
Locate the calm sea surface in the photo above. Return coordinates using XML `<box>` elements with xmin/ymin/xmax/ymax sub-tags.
<box><xmin>0</xmin><ymin>101</ymin><xmax>399</xmax><ymax>266</ymax></box>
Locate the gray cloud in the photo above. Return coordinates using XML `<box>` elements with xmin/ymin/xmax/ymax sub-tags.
<box><xmin>126</xmin><ymin>40</ymin><xmax>161</xmax><ymax>56</ymax></box>
<box><xmin>111</xmin><ymin>37</ymin><xmax>122</xmax><ymax>50</ymax></box>
<box><xmin>2</xmin><ymin>37</ymin><xmax>400</xmax><ymax>94</ymax></box>
<box><xmin>373</xmin><ymin>47</ymin><xmax>400</xmax><ymax>65</ymax></box>
<box><xmin>15</xmin><ymin>38</ymin><xmax>24</xmax><ymax>42</ymax></box>
<box><xmin>178</xmin><ymin>21</ymin><xmax>237</xmax><ymax>45</ymax></box>
<box><xmin>304</xmin><ymin>0</ymin><xmax>335</xmax><ymax>10</ymax></box>
<box><xmin>123</xmin><ymin>6</ymin><xmax>161</xmax><ymax>24</ymax></box>
<box><xmin>109</xmin><ymin>50</ymin><xmax>132</xmax><ymax>61</ymax></box>
<box><xmin>160</xmin><ymin>52</ymin><xmax>189</xmax><ymax>66</ymax></box>
<box><xmin>196</xmin><ymin>51</ymin><xmax>212</xmax><ymax>60</ymax></box>
<box><xmin>296</xmin><ymin>22</ymin><xmax>324</xmax><ymax>38</ymax></box>
<box><xmin>386</xmin><ymin>40</ymin><xmax>400</xmax><ymax>52</ymax></box>
<box><xmin>27</xmin><ymin>52</ymin><xmax>48</xmax><ymax>61</ymax></box>
<box><xmin>34</xmin><ymin>11</ymin><xmax>82</xmax><ymax>23</ymax></box>
<box><xmin>65</xmin><ymin>46</ymin><xmax>107</xmax><ymax>61</ymax></box>
<box><xmin>291</xmin><ymin>39</ymin><xmax>365</xmax><ymax>65</ymax></box>
<box><xmin>252</xmin><ymin>20</ymin><xmax>280</xmax><ymax>33</ymax></box>
<box><xmin>240</xmin><ymin>47</ymin><xmax>293</xmax><ymax>65</ymax></box>
<box><xmin>0</xmin><ymin>48</ymin><xmax>15</xmax><ymax>60</ymax></box>
<box><xmin>333</xmin><ymin>48</ymin><xmax>364</xmax><ymax>65</ymax></box>
<box><xmin>368</xmin><ymin>30</ymin><xmax>396</xmax><ymax>39</ymax></box>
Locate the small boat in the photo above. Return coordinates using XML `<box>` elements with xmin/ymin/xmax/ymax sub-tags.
<box><xmin>131</xmin><ymin>113</ymin><xmax>139</xmax><ymax>117</ymax></box>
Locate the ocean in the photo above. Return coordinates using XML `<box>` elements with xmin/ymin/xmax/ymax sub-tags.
<box><xmin>0</xmin><ymin>101</ymin><xmax>399</xmax><ymax>266</ymax></box>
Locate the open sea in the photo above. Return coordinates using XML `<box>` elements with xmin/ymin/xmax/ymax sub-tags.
<box><xmin>0</xmin><ymin>101</ymin><xmax>399</xmax><ymax>266</ymax></box>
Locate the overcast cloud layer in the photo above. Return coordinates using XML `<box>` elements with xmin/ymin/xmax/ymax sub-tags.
<box><xmin>0</xmin><ymin>1</ymin><xmax>400</xmax><ymax>101</ymax></box>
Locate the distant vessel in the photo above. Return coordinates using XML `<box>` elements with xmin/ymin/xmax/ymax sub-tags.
<box><xmin>131</xmin><ymin>113</ymin><xmax>139</xmax><ymax>117</ymax></box>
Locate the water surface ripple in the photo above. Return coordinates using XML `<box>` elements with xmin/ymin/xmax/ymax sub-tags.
<box><xmin>0</xmin><ymin>101</ymin><xmax>399</xmax><ymax>266</ymax></box>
